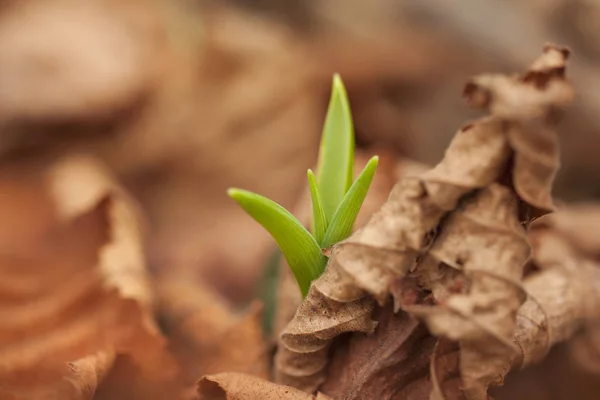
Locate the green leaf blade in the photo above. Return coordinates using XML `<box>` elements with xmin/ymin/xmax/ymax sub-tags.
<box><xmin>227</xmin><ymin>188</ymin><xmax>326</xmax><ymax>297</ymax></box>
<box><xmin>307</xmin><ymin>169</ymin><xmax>327</xmax><ymax>245</ymax></box>
<box><xmin>316</xmin><ymin>74</ymin><xmax>355</xmax><ymax>223</ymax></box>
<box><xmin>321</xmin><ymin>156</ymin><xmax>379</xmax><ymax>249</ymax></box>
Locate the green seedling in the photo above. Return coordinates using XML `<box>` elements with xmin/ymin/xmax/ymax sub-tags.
<box><xmin>228</xmin><ymin>74</ymin><xmax>379</xmax><ymax>297</ymax></box>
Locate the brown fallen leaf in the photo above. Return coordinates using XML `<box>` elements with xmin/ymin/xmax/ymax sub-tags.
<box><xmin>320</xmin><ymin>304</ymin><xmax>436</xmax><ymax>400</ymax></box>
<box><xmin>0</xmin><ymin>0</ymin><xmax>167</xmax><ymax>126</ymax></box>
<box><xmin>425</xmin><ymin>205</ymin><xmax>600</xmax><ymax>400</ymax></box>
<box><xmin>156</xmin><ymin>277</ymin><xmax>269</xmax><ymax>388</ymax></box>
<box><xmin>511</xmin><ymin>210</ymin><xmax>600</xmax><ymax>373</ymax></box>
<box><xmin>0</xmin><ymin>351</ymin><xmax>116</xmax><ymax>400</ymax></box>
<box><xmin>0</xmin><ymin>155</ymin><xmax>176</xmax><ymax>400</ymax></box>
<box><xmin>0</xmin><ymin>1</ymin><xmax>325</xmax><ymax>306</ymax></box>
<box><xmin>198</xmin><ymin>373</ymin><xmax>332</xmax><ymax>400</ymax></box>
<box><xmin>405</xmin><ymin>45</ymin><xmax>572</xmax><ymax>400</ymax></box>
<box><xmin>407</xmin><ymin>184</ymin><xmax>530</xmax><ymax>399</ymax></box>
<box><xmin>274</xmin><ymin>45</ymin><xmax>574</xmax><ymax>397</ymax></box>
<box><xmin>429</xmin><ymin>339</ymin><xmax>464</xmax><ymax>400</ymax></box>
<box><xmin>274</xmin><ymin>271</ymin><xmax>377</xmax><ymax>392</ymax></box>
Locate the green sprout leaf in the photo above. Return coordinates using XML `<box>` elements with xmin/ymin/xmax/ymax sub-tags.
<box><xmin>316</xmin><ymin>73</ymin><xmax>355</xmax><ymax>223</ymax></box>
<box><xmin>307</xmin><ymin>169</ymin><xmax>327</xmax><ymax>245</ymax></box>
<box><xmin>321</xmin><ymin>156</ymin><xmax>379</xmax><ymax>249</ymax></box>
<box><xmin>227</xmin><ymin>74</ymin><xmax>378</xmax><ymax>298</ymax></box>
<box><xmin>227</xmin><ymin>188</ymin><xmax>326</xmax><ymax>297</ymax></box>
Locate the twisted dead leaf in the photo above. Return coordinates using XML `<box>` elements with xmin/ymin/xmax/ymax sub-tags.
<box><xmin>0</xmin><ymin>155</ymin><xmax>175</xmax><ymax>400</ymax></box>
<box><xmin>513</xmin><ymin>208</ymin><xmax>600</xmax><ymax>373</ymax></box>
<box><xmin>418</xmin><ymin>205</ymin><xmax>600</xmax><ymax>400</ymax></box>
<box><xmin>407</xmin><ymin>45</ymin><xmax>573</xmax><ymax>400</ymax></box>
<box><xmin>275</xmin><ymin>45</ymin><xmax>574</xmax><ymax>398</ymax></box>
<box><xmin>320</xmin><ymin>305</ymin><xmax>436</xmax><ymax>400</ymax></box>
<box><xmin>407</xmin><ymin>184</ymin><xmax>530</xmax><ymax>399</ymax></box>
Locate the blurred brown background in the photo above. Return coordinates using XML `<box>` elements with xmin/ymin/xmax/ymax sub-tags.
<box><xmin>0</xmin><ymin>1</ymin><xmax>599</xmax><ymax>398</ymax></box>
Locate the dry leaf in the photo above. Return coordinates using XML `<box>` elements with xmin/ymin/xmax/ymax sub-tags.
<box><xmin>275</xmin><ymin>45</ymin><xmax>574</xmax><ymax>397</ymax></box>
<box><xmin>198</xmin><ymin>373</ymin><xmax>332</xmax><ymax>400</ymax></box>
<box><xmin>407</xmin><ymin>185</ymin><xmax>530</xmax><ymax>399</ymax></box>
<box><xmin>0</xmin><ymin>0</ymin><xmax>166</xmax><ymax>126</ymax></box>
<box><xmin>0</xmin><ymin>352</ymin><xmax>115</xmax><ymax>400</ymax></box>
<box><xmin>320</xmin><ymin>305</ymin><xmax>435</xmax><ymax>400</ymax></box>
<box><xmin>157</xmin><ymin>277</ymin><xmax>269</xmax><ymax>387</ymax></box>
<box><xmin>0</xmin><ymin>155</ymin><xmax>176</xmax><ymax>399</ymax></box>
<box><xmin>0</xmin><ymin>1</ymin><xmax>324</xmax><ymax>305</ymax></box>
<box><xmin>429</xmin><ymin>339</ymin><xmax>464</xmax><ymax>400</ymax></box>
<box><xmin>512</xmin><ymin>209</ymin><xmax>600</xmax><ymax>373</ymax></box>
<box><xmin>405</xmin><ymin>44</ymin><xmax>573</xmax><ymax>400</ymax></box>
<box><xmin>424</xmin><ymin>205</ymin><xmax>600</xmax><ymax>400</ymax></box>
<box><xmin>274</xmin><ymin>273</ymin><xmax>377</xmax><ymax>392</ymax></box>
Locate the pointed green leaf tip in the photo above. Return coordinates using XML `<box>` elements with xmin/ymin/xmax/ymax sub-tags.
<box><xmin>227</xmin><ymin>188</ymin><xmax>326</xmax><ymax>297</ymax></box>
<box><xmin>321</xmin><ymin>156</ymin><xmax>379</xmax><ymax>249</ymax></box>
<box><xmin>316</xmin><ymin>73</ymin><xmax>355</xmax><ymax>223</ymax></box>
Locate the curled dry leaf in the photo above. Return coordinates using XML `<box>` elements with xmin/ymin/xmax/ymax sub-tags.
<box><xmin>156</xmin><ymin>277</ymin><xmax>269</xmax><ymax>387</ymax></box>
<box><xmin>198</xmin><ymin>373</ymin><xmax>332</xmax><ymax>400</ymax></box>
<box><xmin>275</xmin><ymin>45</ymin><xmax>574</xmax><ymax>397</ymax></box>
<box><xmin>0</xmin><ymin>155</ymin><xmax>175</xmax><ymax>400</ymax></box>
<box><xmin>407</xmin><ymin>45</ymin><xmax>573</xmax><ymax>400</ymax></box>
<box><xmin>407</xmin><ymin>184</ymin><xmax>530</xmax><ymax>399</ymax></box>
<box><xmin>512</xmin><ymin>209</ymin><xmax>600</xmax><ymax>373</ymax></box>
<box><xmin>274</xmin><ymin>273</ymin><xmax>377</xmax><ymax>392</ymax></box>
<box><xmin>426</xmin><ymin>205</ymin><xmax>600</xmax><ymax>400</ymax></box>
<box><xmin>405</xmin><ymin>184</ymin><xmax>529</xmax><ymax>396</ymax></box>
<box><xmin>320</xmin><ymin>305</ymin><xmax>436</xmax><ymax>400</ymax></box>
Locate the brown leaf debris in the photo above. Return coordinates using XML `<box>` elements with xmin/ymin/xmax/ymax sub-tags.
<box><xmin>0</xmin><ymin>155</ymin><xmax>175</xmax><ymax>400</ymax></box>
<box><xmin>198</xmin><ymin>373</ymin><xmax>332</xmax><ymax>400</ymax></box>
<box><xmin>320</xmin><ymin>305</ymin><xmax>436</xmax><ymax>400</ymax></box>
<box><xmin>156</xmin><ymin>277</ymin><xmax>269</xmax><ymax>387</ymax></box>
<box><xmin>275</xmin><ymin>45</ymin><xmax>574</xmax><ymax>398</ymax></box>
<box><xmin>513</xmin><ymin>208</ymin><xmax>600</xmax><ymax>373</ymax></box>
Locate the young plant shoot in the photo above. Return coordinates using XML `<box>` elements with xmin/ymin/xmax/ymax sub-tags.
<box><xmin>228</xmin><ymin>75</ymin><xmax>378</xmax><ymax>297</ymax></box>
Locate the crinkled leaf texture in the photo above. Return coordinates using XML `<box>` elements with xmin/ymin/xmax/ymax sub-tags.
<box><xmin>274</xmin><ymin>44</ymin><xmax>575</xmax><ymax>399</ymax></box>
